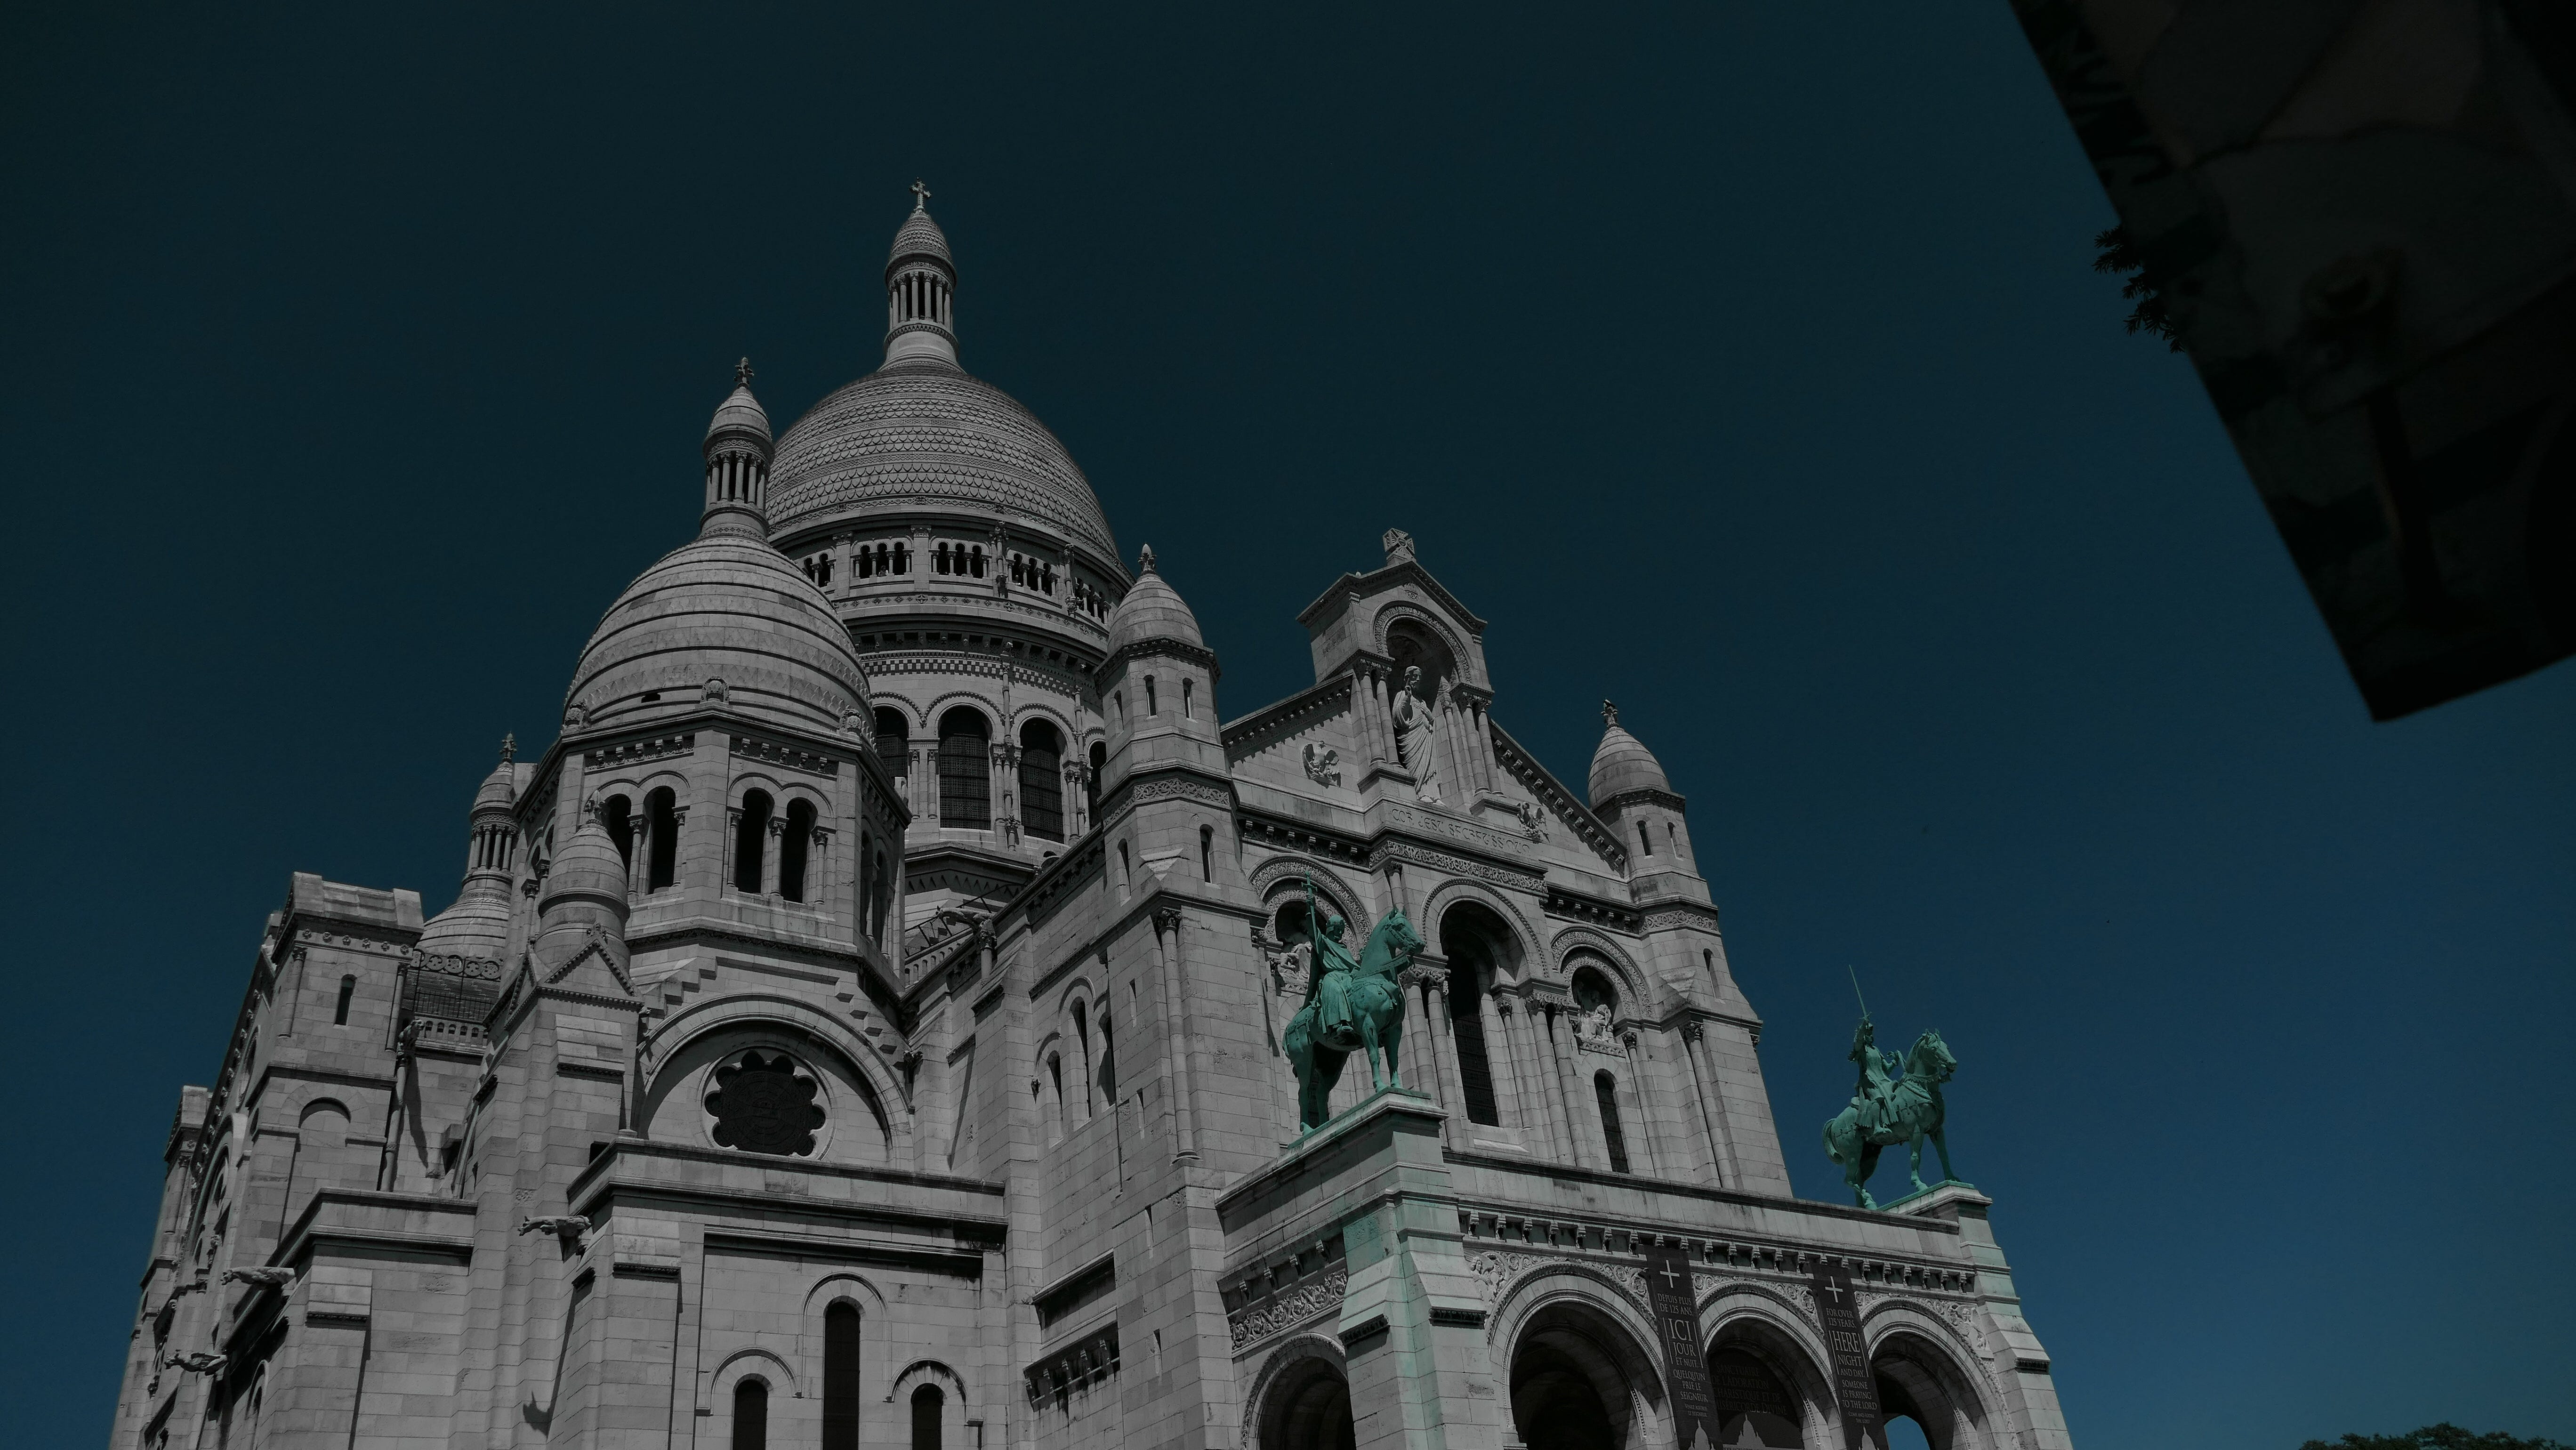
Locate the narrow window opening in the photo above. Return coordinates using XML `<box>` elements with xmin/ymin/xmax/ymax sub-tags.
<box><xmin>1117</xmin><ymin>840</ymin><xmax>1131</xmax><ymax>885</ymax></box>
<box><xmin>1019</xmin><ymin>720</ymin><xmax>1064</xmax><ymax>842</ymax></box>
<box><xmin>779</xmin><ymin>800</ymin><xmax>816</xmax><ymax>902</ymax></box>
<box><xmin>645</xmin><ymin>788</ymin><xmax>678</xmax><ymax>891</ymax></box>
<box><xmin>1182</xmin><ymin>678</ymin><xmax>1193</xmax><ymax>717</ymax></box>
<box><xmin>1087</xmin><ymin>741</ymin><xmax>1106</xmax><ymax>820</ymax></box>
<box><xmin>910</xmin><ymin>1384</ymin><xmax>944</xmax><ymax>1450</ymax></box>
<box><xmin>937</xmin><ymin>709</ymin><xmax>991</xmax><ymax>829</ymax></box>
<box><xmin>1047</xmin><ymin>1054</ymin><xmax>1066</xmax><ymax>1138</ymax></box>
<box><xmin>733</xmin><ymin>1380</ymin><xmax>768</xmax><ymax>1450</ymax></box>
<box><xmin>822</xmin><ymin>1303</ymin><xmax>860</xmax><ymax>1450</ymax></box>
<box><xmin>333</xmin><ymin>975</ymin><xmax>355</xmax><ymax>1027</ymax></box>
<box><xmin>603</xmin><ymin>796</ymin><xmax>634</xmax><ymax>868</ymax></box>
<box><xmin>734</xmin><ymin>789</ymin><xmax>773</xmax><ymax>893</ymax></box>
<box><xmin>1199</xmin><ymin>825</ymin><xmax>1214</xmax><ymax>881</ymax></box>
<box><xmin>1595</xmin><ymin>1071</ymin><xmax>1631</xmax><ymax>1173</ymax></box>
<box><xmin>1637</xmin><ymin>820</ymin><xmax>1652</xmax><ymax>857</ymax></box>
<box><xmin>1096</xmin><ymin>1012</ymin><xmax>1118</xmax><ymax>1101</ymax></box>
<box><xmin>1145</xmin><ymin>677</ymin><xmax>1158</xmax><ymax>716</ymax></box>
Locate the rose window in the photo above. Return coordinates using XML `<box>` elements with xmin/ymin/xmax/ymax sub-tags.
<box><xmin>704</xmin><ymin>1049</ymin><xmax>826</xmax><ymax>1156</ymax></box>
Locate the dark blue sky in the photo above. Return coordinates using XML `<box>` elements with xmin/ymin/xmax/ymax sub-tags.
<box><xmin>5</xmin><ymin>5</ymin><xmax>2569</xmax><ymax>1447</ymax></box>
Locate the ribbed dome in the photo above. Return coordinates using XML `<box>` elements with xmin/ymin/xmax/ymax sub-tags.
<box><xmin>1106</xmin><ymin>545</ymin><xmax>1203</xmax><ymax>653</ymax></box>
<box><xmin>1588</xmin><ymin>716</ymin><xmax>1672</xmax><ymax>806</ymax></box>
<box><xmin>705</xmin><ymin>380</ymin><xmax>772</xmax><ymax>446</ymax></box>
<box><xmin>416</xmin><ymin>890</ymin><xmax>511</xmax><ymax>962</ymax></box>
<box><xmin>539</xmin><ymin>819</ymin><xmax>628</xmax><ymax>916</ymax></box>
<box><xmin>471</xmin><ymin>759</ymin><xmax>517</xmax><ymax>814</ymax></box>
<box><xmin>768</xmin><ymin>362</ymin><xmax>1121</xmax><ymax>562</ymax></box>
<box><xmin>566</xmin><ymin>534</ymin><xmax>870</xmax><ymax>734</ymax></box>
<box><xmin>887</xmin><ymin>207</ymin><xmax>953</xmax><ymax>272</ymax></box>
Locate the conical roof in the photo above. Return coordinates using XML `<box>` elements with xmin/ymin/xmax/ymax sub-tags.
<box><xmin>705</xmin><ymin>375</ymin><xmax>772</xmax><ymax>448</ymax></box>
<box><xmin>1587</xmin><ymin>703</ymin><xmax>1672</xmax><ymax>806</ymax></box>
<box><xmin>887</xmin><ymin>204</ymin><xmax>953</xmax><ymax>274</ymax></box>
<box><xmin>1106</xmin><ymin>544</ymin><xmax>1203</xmax><ymax>654</ymax></box>
<box><xmin>539</xmin><ymin>818</ymin><xmax>628</xmax><ymax>916</ymax></box>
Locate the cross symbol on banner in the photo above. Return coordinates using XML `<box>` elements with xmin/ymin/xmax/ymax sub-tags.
<box><xmin>1660</xmin><ymin>1263</ymin><xmax>1682</xmax><ymax>1288</ymax></box>
<box><xmin>1819</xmin><ymin>1279</ymin><xmax>1843</xmax><ymax>1304</ymax></box>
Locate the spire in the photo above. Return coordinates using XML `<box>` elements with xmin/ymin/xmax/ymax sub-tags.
<box><xmin>700</xmin><ymin>361</ymin><xmax>774</xmax><ymax>540</ymax></box>
<box><xmin>885</xmin><ymin>185</ymin><xmax>958</xmax><ymax>367</ymax></box>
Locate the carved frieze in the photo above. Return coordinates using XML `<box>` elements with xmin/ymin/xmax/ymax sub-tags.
<box><xmin>729</xmin><ymin>735</ymin><xmax>841</xmax><ymax>777</ymax></box>
<box><xmin>1224</xmin><ymin>1267</ymin><xmax>1349</xmax><ymax>1350</ymax></box>
<box><xmin>584</xmin><ymin>733</ymin><xmax>695</xmax><ymax>771</ymax></box>
<box><xmin>1370</xmin><ymin>839</ymin><xmax>1543</xmax><ymax>894</ymax></box>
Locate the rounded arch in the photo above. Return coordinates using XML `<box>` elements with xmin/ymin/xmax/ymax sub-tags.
<box><xmin>1248</xmin><ymin>857</ymin><xmax>1369</xmax><ymax>928</ymax></box>
<box><xmin>1372</xmin><ymin>604</ymin><xmax>1473</xmax><ymax>687</ymax></box>
<box><xmin>870</xmin><ymin>698</ymin><xmax>923</xmax><ymax>733</ymax></box>
<box><xmin>932</xmin><ymin>700</ymin><xmax>995</xmax><ymax>738</ymax></box>
<box><xmin>1495</xmin><ymin>1282</ymin><xmax>1666</xmax><ymax>1450</ymax></box>
<box><xmin>888</xmin><ymin>1357</ymin><xmax>970</xmax><ymax>1409</ymax></box>
<box><xmin>1009</xmin><ymin>702</ymin><xmax>1077</xmax><ymax>748</ymax></box>
<box><xmin>710</xmin><ymin>1346</ymin><xmax>801</xmax><ymax>1401</ymax></box>
<box><xmin>1247</xmin><ymin>1334</ymin><xmax>1355</xmax><ymax>1450</ymax></box>
<box><xmin>1862</xmin><ymin>1308</ymin><xmax>1996</xmax><ymax>1450</ymax></box>
<box><xmin>1547</xmin><ymin>925</ymin><xmax>1647</xmax><ymax>996</ymax></box>
<box><xmin>640</xmin><ymin>998</ymin><xmax>901</xmax><ymax>1160</ymax></box>
<box><xmin>1704</xmin><ymin>1286</ymin><xmax>1843</xmax><ymax>1450</ymax></box>
<box><xmin>1427</xmin><ymin>884</ymin><xmax>1535</xmax><ymax>991</ymax></box>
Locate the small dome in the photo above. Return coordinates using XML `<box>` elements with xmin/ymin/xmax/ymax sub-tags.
<box><xmin>471</xmin><ymin>759</ymin><xmax>517</xmax><ymax>814</ymax></box>
<box><xmin>539</xmin><ymin>818</ymin><xmax>628</xmax><ymax>916</ymax></box>
<box><xmin>1588</xmin><ymin>706</ymin><xmax>1672</xmax><ymax>806</ymax></box>
<box><xmin>705</xmin><ymin>379</ymin><xmax>772</xmax><ymax>449</ymax></box>
<box><xmin>1106</xmin><ymin>545</ymin><xmax>1203</xmax><ymax>654</ymax></box>
<box><xmin>566</xmin><ymin>533</ymin><xmax>870</xmax><ymax>733</ymax></box>
<box><xmin>887</xmin><ymin>205</ymin><xmax>953</xmax><ymax>274</ymax></box>
<box><xmin>416</xmin><ymin>890</ymin><xmax>510</xmax><ymax>962</ymax></box>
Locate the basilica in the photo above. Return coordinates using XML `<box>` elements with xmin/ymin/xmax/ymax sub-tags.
<box><xmin>110</xmin><ymin>195</ymin><xmax>2073</xmax><ymax>1450</ymax></box>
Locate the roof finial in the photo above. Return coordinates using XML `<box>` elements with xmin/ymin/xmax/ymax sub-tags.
<box><xmin>1137</xmin><ymin>543</ymin><xmax>1157</xmax><ymax>575</ymax></box>
<box><xmin>910</xmin><ymin>178</ymin><xmax>932</xmax><ymax>212</ymax></box>
<box><xmin>734</xmin><ymin>357</ymin><xmax>754</xmax><ymax>388</ymax></box>
<box><xmin>1601</xmin><ymin>700</ymin><xmax>1619</xmax><ymax>728</ymax></box>
<box><xmin>499</xmin><ymin>733</ymin><xmax>516</xmax><ymax>764</ymax></box>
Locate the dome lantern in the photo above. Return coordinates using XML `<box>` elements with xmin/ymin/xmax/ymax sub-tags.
<box><xmin>701</xmin><ymin>358</ymin><xmax>775</xmax><ymax>541</ymax></box>
<box><xmin>885</xmin><ymin>182</ymin><xmax>958</xmax><ymax>367</ymax></box>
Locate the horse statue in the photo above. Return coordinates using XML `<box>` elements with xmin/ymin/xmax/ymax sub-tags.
<box><xmin>1280</xmin><ymin>889</ymin><xmax>1426</xmax><ymax>1132</ymax></box>
<box><xmin>1820</xmin><ymin>1023</ymin><xmax>1958</xmax><ymax>1208</ymax></box>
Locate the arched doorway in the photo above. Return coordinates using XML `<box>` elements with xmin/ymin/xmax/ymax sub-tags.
<box><xmin>1435</xmin><ymin>900</ymin><xmax>1519</xmax><ymax>1128</ymax></box>
<box><xmin>1506</xmin><ymin>1300</ymin><xmax>1652</xmax><ymax>1450</ymax></box>
<box><xmin>1255</xmin><ymin>1354</ymin><xmax>1354</xmax><ymax>1450</ymax></box>
<box><xmin>1868</xmin><ymin>1330</ymin><xmax>1987</xmax><ymax>1450</ymax></box>
<box><xmin>1707</xmin><ymin>1316</ymin><xmax>1834</xmax><ymax>1450</ymax></box>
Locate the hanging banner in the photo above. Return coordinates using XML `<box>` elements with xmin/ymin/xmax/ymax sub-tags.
<box><xmin>1808</xmin><ymin>1260</ymin><xmax>1881</xmax><ymax>1450</ymax></box>
<box><xmin>1641</xmin><ymin>1242</ymin><xmax>1722</xmax><ymax>1450</ymax></box>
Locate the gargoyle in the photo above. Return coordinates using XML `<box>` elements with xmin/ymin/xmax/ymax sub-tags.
<box><xmin>224</xmin><ymin>1267</ymin><xmax>295</xmax><ymax>1289</ymax></box>
<box><xmin>519</xmin><ymin>1215</ymin><xmax>590</xmax><ymax>1243</ymax></box>
<box><xmin>162</xmin><ymin>1351</ymin><xmax>227</xmax><ymax>1375</ymax></box>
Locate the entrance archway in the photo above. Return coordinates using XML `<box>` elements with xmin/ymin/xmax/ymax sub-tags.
<box><xmin>1255</xmin><ymin>1354</ymin><xmax>1354</xmax><ymax>1450</ymax></box>
<box><xmin>1505</xmin><ymin>1299</ymin><xmax>1655</xmax><ymax>1450</ymax></box>
<box><xmin>1868</xmin><ymin>1329</ymin><xmax>1988</xmax><ymax>1450</ymax></box>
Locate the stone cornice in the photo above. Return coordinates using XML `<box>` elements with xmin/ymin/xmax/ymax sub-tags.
<box><xmin>1595</xmin><ymin>786</ymin><xmax>1688</xmax><ymax>815</ymax></box>
<box><xmin>1220</xmin><ymin>675</ymin><xmax>1353</xmax><ymax>757</ymax></box>
<box><xmin>1094</xmin><ymin>636</ymin><xmax>1224</xmax><ymax>688</ymax></box>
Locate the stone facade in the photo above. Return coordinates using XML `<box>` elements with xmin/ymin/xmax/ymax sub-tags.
<box><xmin>110</xmin><ymin>198</ymin><xmax>2074</xmax><ymax>1450</ymax></box>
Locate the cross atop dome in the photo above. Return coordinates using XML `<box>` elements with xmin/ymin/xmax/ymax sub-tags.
<box><xmin>735</xmin><ymin>357</ymin><xmax>754</xmax><ymax>387</ymax></box>
<box><xmin>1602</xmin><ymin>699</ymin><xmax>1619</xmax><ymax>727</ymax></box>
<box><xmin>910</xmin><ymin>178</ymin><xmax>932</xmax><ymax>211</ymax></box>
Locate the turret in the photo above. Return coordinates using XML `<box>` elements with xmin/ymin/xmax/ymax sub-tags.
<box><xmin>700</xmin><ymin>359</ymin><xmax>774</xmax><ymax>540</ymax></box>
<box><xmin>413</xmin><ymin>736</ymin><xmax>520</xmax><ymax>965</ymax></box>
<box><xmin>1095</xmin><ymin>545</ymin><xmax>1232</xmax><ymax>888</ymax></box>
<box><xmin>884</xmin><ymin>181</ymin><xmax>958</xmax><ymax>367</ymax></box>
<box><xmin>1588</xmin><ymin>701</ymin><xmax>1702</xmax><ymax>894</ymax></box>
<box><xmin>531</xmin><ymin>814</ymin><xmax>631</xmax><ymax>982</ymax></box>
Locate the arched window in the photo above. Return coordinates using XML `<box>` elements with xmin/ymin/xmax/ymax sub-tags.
<box><xmin>1199</xmin><ymin>825</ymin><xmax>1214</xmax><ymax>881</ymax></box>
<box><xmin>779</xmin><ymin>800</ymin><xmax>816</xmax><ymax>903</ymax></box>
<box><xmin>1096</xmin><ymin>1012</ymin><xmax>1118</xmax><ymax>1102</ymax></box>
<box><xmin>1438</xmin><ymin>903</ymin><xmax>1513</xmax><ymax>1127</ymax></box>
<box><xmin>645</xmin><ymin>788</ymin><xmax>678</xmax><ymax>892</ymax></box>
<box><xmin>1019</xmin><ymin>720</ymin><xmax>1064</xmax><ymax>842</ymax></box>
<box><xmin>602</xmin><ymin>795</ymin><xmax>634</xmax><ymax>868</ymax></box>
<box><xmin>875</xmin><ymin>708</ymin><xmax>910</xmax><ymax>782</ymax></box>
<box><xmin>1637</xmin><ymin>820</ymin><xmax>1652</xmax><ymax>857</ymax></box>
<box><xmin>1087</xmin><ymin>741</ymin><xmax>1106</xmax><ymax>820</ymax></box>
<box><xmin>333</xmin><ymin>975</ymin><xmax>355</xmax><ymax>1027</ymax></box>
<box><xmin>822</xmin><ymin>1303</ymin><xmax>861</xmax><ymax>1450</ymax></box>
<box><xmin>938</xmin><ymin>709</ymin><xmax>990</xmax><ymax>829</ymax></box>
<box><xmin>872</xmin><ymin>848</ymin><xmax>892</xmax><ymax>944</ymax></box>
<box><xmin>1595</xmin><ymin>1071</ymin><xmax>1631</xmax><ymax>1174</ymax></box>
<box><xmin>1181</xmin><ymin>678</ymin><xmax>1193</xmax><ymax>718</ymax></box>
<box><xmin>910</xmin><ymin>1384</ymin><xmax>944</xmax><ymax>1450</ymax></box>
<box><xmin>1046</xmin><ymin>1053</ymin><xmax>1066</xmax><ymax>1140</ymax></box>
<box><xmin>733</xmin><ymin>1379</ymin><xmax>768</xmax><ymax>1450</ymax></box>
<box><xmin>1145</xmin><ymin>676</ymin><xmax>1158</xmax><ymax>716</ymax></box>
<box><xmin>1071</xmin><ymin>1001</ymin><xmax>1094</xmax><ymax>1115</ymax></box>
<box><xmin>734</xmin><ymin>790</ymin><xmax>773</xmax><ymax>893</ymax></box>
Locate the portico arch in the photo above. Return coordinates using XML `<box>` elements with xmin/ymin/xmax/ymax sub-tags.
<box><xmin>1501</xmin><ymin>1290</ymin><xmax>1667</xmax><ymax>1450</ymax></box>
<box><xmin>1248</xmin><ymin>1336</ymin><xmax>1354</xmax><ymax>1450</ymax></box>
<box><xmin>1863</xmin><ymin>1308</ymin><xmax>1994</xmax><ymax>1450</ymax></box>
<box><xmin>1703</xmin><ymin>1289</ymin><xmax>1840</xmax><ymax>1450</ymax></box>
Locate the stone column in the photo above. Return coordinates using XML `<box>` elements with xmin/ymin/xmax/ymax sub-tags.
<box><xmin>760</xmin><ymin>817</ymin><xmax>784</xmax><ymax>896</ymax></box>
<box><xmin>1618</xmin><ymin>1032</ymin><xmax>1665</xmax><ymax>1177</ymax></box>
<box><xmin>1423</xmin><ymin>970</ymin><xmax>1465</xmax><ymax>1124</ymax></box>
<box><xmin>1543</xmin><ymin>1007</ymin><xmax>1593</xmax><ymax>1169</ymax></box>
<box><xmin>1683</xmin><ymin>1022</ymin><xmax>1738</xmax><ymax>1187</ymax></box>
<box><xmin>1149</xmin><ymin>908</ymin><xmax>1198</xmax><ymax>1162</ymax></box>
<box><xmin>1506</xmin><ymin>998</ymin><xmax>1565</xmax><ymax>1159</ymax></box>
<box><xmin>1488</xmin><ymin>996</ymin><xmax>1532</xmax><ymax>1148</ymax></box>
<box><xmin>722</xmin><ymin>806</ymin><xmax>742</xmax><ymax>892</ymax></box>
<box><xmin>625</xmin><ymin>814</ymin><xmax>651</xmax><ymax>903</ymax></box>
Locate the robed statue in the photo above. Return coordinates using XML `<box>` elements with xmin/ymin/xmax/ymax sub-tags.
<box><xmin>1391</xmin><ymin>665</ymin><xmax>1442</xmax><ymax>804</ymax></box>
<box><xmin>1279</xmin><ymin>873</ymin><xmax>1425</xmax><ymax>1132</ymax></box>
<box><xmin>1820</xmin><ymin>1014</ymin><xmax>1960</xmax><ymax>1209</ymax></box>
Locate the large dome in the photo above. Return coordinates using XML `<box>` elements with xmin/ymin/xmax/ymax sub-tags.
<box><xmin>767</xmin><ymin>360</ymin><xmax>1120</xmax><ymax>564</ymax></box>
<box><xmin>566</xmin><ymin>533</ymin><xmax>870</xmax><ymax>735</ymax></box>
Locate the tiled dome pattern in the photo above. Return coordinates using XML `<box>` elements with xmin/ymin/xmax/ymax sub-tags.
<box><xmin>767</xmin><ymin>361</ymin><xmax>1121</xmax><ymax>563</ymax></box>
<box><xmin>567</xmin><ymin>535</ymin><xmax>870</xmax><ymax>734</ymax></box>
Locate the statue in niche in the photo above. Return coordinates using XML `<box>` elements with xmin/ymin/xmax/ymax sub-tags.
<box><xmin>1573</xmin><ymin>1001</ymin><xmax>1615</xmax><ymax>1045</ymax></box>
<box><xmin>1391</xmin><ymin>665</ymin><xmax>1442</xmax><ymax>804</ymax></box>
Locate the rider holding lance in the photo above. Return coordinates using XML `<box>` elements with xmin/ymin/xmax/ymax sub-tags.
<box><xmin>1302</xmin><ymin>872</ymin><xmax>1365</xmax><ymax>1051</ymax></box>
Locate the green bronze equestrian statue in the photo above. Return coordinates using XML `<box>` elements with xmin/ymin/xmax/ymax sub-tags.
<box><xmin>1279</xmin><ymin>873</ymin><xmax>1425</xmax><ymax>1132</ymax></box>
<box><xmin>1821</xmin><ymin>1013</ymin><xmax>1959</xmax><ymax>1208</ymax></box>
